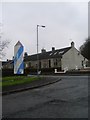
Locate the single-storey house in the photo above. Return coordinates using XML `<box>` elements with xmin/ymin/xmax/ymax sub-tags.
<box><xmin>24</xmin><ymin>41</ymin><xmax>88</xmax><ymax>71</ymax></box>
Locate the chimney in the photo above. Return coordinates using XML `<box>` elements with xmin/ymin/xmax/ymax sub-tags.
<box><xmin>52</xmin><ymin>47</ymin><xmax>55</xmax><ymax>51</ymax></box>
<box><xmin>24</xmin><ymin>52</ymin><xmax>28</xmax><ymax>57</ymax></box>
<box><xmin>41</xmin><ymin>48</ymin><xmax>46</xmax><ymax>53</ymax></box>
<box><xmin>71</xmin><ymin>41</ymin><xmax>74</xmax><ymax>48</ymax></box>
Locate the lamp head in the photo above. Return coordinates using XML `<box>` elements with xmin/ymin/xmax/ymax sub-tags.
<box><xmin>41</xmin><ymin>25</ymin><xmax>45</xmax><ymax>27</ymax></box>
<box><xmin>37</xmin><ymin>25</ymin><xmax>45</xmax><ymax>28</ymax></box>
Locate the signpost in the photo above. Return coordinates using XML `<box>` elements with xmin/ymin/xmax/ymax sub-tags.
<box><xmin>14</xmin><ymin>41</ymin><xmax>24</xmax><ymax>74</ymax></box>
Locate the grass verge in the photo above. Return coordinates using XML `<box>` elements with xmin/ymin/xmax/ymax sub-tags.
<box><xmin>1</xmin><ymin>76</ymin><xmax>42</xmax><ymax>87</ymax></box>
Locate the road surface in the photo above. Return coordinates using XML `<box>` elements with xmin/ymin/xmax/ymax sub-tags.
<box><xmin>2</xmin><ymin>75</ymin><xmax>88</xmax><ymax>118</ymax></box>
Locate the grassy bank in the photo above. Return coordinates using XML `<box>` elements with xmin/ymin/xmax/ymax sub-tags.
<box><xmin>1</xmin><ymin>76</ymin><xmax>41</xmax><ymax>87</ymax></box>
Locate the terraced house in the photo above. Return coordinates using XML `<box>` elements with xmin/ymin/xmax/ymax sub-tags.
<box><xmin>24</xmin><ymin>41</ymin><xmax>88</xmax><ymax>72</ymax></box>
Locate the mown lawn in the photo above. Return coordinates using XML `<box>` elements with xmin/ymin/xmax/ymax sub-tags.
<box><xmin>0</xmin><ymin>76</ymin><xmax>41</xmax><ymax>87</ymax></box>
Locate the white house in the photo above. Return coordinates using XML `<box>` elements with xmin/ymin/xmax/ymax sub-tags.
<box><xmin>24</xmin><ymin>41</ymin><xmax>88</xmax><ymax>71</ymax></box>
<box><xmin>61</xmin><ymin>42</ymin><xmax>88</xmax><ymax>71</ymax></box>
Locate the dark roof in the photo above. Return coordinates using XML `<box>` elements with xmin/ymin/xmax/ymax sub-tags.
<box><xmin>2</xmin><ymin>60</ymin><xmax>14</xmax><ymax>66</ymax></box>
<box><xmin>2</xmin><ymin>61</ymin><xmax>7</xmax><ymax>65</ymax></box>
<box><xmin>24</xmin><ymin>47</ymin><xmax>71</xmax><ymax>61</ymax></box>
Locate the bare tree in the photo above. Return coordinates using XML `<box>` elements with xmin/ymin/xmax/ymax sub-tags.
<box><xmin>0</xmin><ymin>37</ymin><xmax>10</xmax><ymax>59</ymax></box>
<box><xmin>0</xmin><ymin>23</ymin><xmax>10</xmax><ymax>59</ymax></box>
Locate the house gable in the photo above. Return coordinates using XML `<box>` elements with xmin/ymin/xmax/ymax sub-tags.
<box><xmin>61</xmin><ymin>46</ymin><xmax>87</xmax><ymax>70</ymax></box>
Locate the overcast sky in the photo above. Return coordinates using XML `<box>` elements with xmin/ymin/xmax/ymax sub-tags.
<box><xmin>1</xmin><ymin>1</ymin><xmax>88</xmax><ymax>60</ymax></box>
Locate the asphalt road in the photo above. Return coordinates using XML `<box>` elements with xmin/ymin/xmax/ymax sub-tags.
<box><xmin>2</xmin><ymin>75</ymin><xmax>88</xmax><ymax>118</ymax></box>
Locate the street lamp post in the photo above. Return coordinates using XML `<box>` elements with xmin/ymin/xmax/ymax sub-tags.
<box><xmin>37</xmin><ymin>25</ymin><xmax>45</xmax><ymax>76</ymax></box>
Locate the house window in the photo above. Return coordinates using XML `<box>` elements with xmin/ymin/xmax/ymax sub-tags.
<box><xmin>59</xmin><ymin>51</ymin><xmax>64</xmax><ymax>54</ymax></box>
<box><xmin>49</xmin><ymin>53</ymin><xmax>53</xmax><ymax>56</ymax></box>
<box><xmin>49</xmin><ymin>60</ymin><xmax>51</xmax><ymax>68</ymax></box>
<box><xmin>54</xmin><ymin>52</ymin><xmax>57</xmax><ymax>55</ymax></box>
<box><xmin>82</xmin><ymin>61</ymin><xmax>84</xmax><ymax>67</ymax></box>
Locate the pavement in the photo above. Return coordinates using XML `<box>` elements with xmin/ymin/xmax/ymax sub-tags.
<box><xmin>2</xmin><ymin>76</ymin><xmax>61</xmax><ymax>95</ymax></box>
